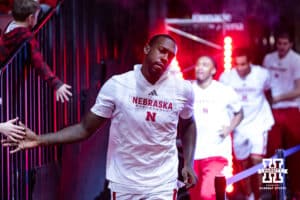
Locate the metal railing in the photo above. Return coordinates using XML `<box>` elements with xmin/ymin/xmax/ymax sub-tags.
<box><xmin>0</xmin><ymin>1</ymin><xmax>83</xmax><ymax>199</ymax></box>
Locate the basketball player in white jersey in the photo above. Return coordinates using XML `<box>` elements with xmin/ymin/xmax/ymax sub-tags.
<box><xmin>189</xmin><ymin>56</ymin><xmax>243</xmax><ymax>200</ymax></box>
<box><xmin>263</xmin><ymin>30</ymin><xmax>300</xmax><ymax>199</ymax></box>
<box><xmin>220</xmin><ymin>48</ymin><xmax>274</xmax><ymax>200</ymax></box>
<box><xmin>3</xmin><ymin>34</ymin><xmax>197</xmax><ymax>200</ymax></box>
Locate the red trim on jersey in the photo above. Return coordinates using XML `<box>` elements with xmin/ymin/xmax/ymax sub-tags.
<box><xmin>173</xmin><ymin>189</ymin><xmax>177</xmax><ymax>200</ymax></box>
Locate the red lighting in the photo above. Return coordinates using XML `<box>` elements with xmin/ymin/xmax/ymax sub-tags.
<box><xmin>224</xmin><ymin>56</ymin><xmax>232</xmax><ymax>63</ymax></box>
<box><xmin>224</xmin><ymin>44</ymin><xmax>232</xmax><ymax>50</ymax></box>
<box><xmin>222</xmin><ymin>154</ymin><xmax>234</xmax><ymax>193</ymax></box>
<box><xmin>224</xmin><ymin>36</ymin><xmax>233</xmax><ymax>71</ymax></box>
<box><xmin>224</xmin><ymin>36</ymin><xmax>232</xmax><ymax>44</ymax></box>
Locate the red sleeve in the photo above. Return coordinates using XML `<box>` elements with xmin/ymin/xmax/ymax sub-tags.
<box><xmin>29</xmin><ymin>37</ymin><xmax>63</xmax><ymax>90</ymax></box>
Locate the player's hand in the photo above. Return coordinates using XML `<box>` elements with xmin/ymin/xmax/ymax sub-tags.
<box><xmin>56</xmin><ymin>83</ymin><xmax>72</xmax><ymax>103</ymax></box>
<box><xmin>219</xmin><ymin>126</ymin><xmax>231</xmax><ymax>139</ymax></box>
<box><xmin>0</xmin><ymin>118</ymin><xmax>25</xmax><ymax>142</ymax></box>
<box><xmin>1</xmin><ymin>122</ymin><xmax>39</xmax><ymax>154</ymax></box>
<box><xmin>181</xmin><ymin>165</ymin><xmax>197</xmax><ymax>189</ymax></box>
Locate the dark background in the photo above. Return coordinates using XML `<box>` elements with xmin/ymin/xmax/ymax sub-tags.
<box><xmin>1</xmin><ymin>0</ymin><xmax>300</xmax><ymax>199</ymax></box>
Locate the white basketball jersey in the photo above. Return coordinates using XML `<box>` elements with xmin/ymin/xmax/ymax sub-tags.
<box><xmin>192</xmin><ymin>80</ymin><xmax>241</xmax><ymax>161</ymax></box>
<box><xmin>263</xmin><ymin>50</ymin><xmax>300</xmax><ymax>108</ymax></box>
<box><xmin>91</xmin><ymin>64</ymin><xmax>194</xmax><ymax>193</ymax></box>
<box><xmin>220</xmin><ymin>65</ymin><xmax>274</xmax><ymax>134</ymax></box>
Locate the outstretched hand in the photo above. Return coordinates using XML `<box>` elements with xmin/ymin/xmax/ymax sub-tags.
<box><xmin>1</xmin><ymin>122</ymin><xmax>39</xmax><ymax>154</ymax></box>
<box><xmin>0</xmin><ymin>118</ymin><xmax>25</xmax><ymax>142</ymax></box>
<box><xmin>181</xmin><ymin>165</ymin><xmax>198</xmax><ymax>189</ymax></box>
<box><xmin>56</xmin><ymin>83</ymin><xmax>72</xmax><ymax>103</ymax></box>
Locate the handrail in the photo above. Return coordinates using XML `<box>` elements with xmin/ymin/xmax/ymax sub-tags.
<box><xmin>33</xmin><ymin>0</ymin><xmax>64</xmax><ymax>34</ymax></box>
<box><xmin>0</xmin><ymin>0</ymin><xmax>64</xmax><ymax>72</ymax></box>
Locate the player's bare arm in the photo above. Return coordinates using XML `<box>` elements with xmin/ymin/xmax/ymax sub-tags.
<box><xmin>2</xmin><ymin>111</ymin><xmax>108</xmax><ymax>153</ymax></box>
<box><xmin>178</xmin><ymin>116</ymin><xmax>197</xmax><ymax>188</ymax></box>
<box><xmin>220</xmin><ymin>109</ymin><xmax>243</xmax><ymax>138</ymax></box>
<box><xmin>264</xmin><ymin>89</ymin><xmax>273</xmax><ymax>105</ymax></box>
<box><xmin>273</xmin><ymin>79</ymin><xmax>300</xmax><ymax>103</ymax></box>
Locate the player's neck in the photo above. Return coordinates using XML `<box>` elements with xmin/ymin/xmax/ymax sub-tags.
<box><xmin>197</xmin><ymin>77</ymin><xmax>213</xmax><ymax>89</ymax></box>
<box><xmin>141</xmin><ymin>65</ymin><xmax>159</xmax><ymax>85</ymax></box>
<box><xmin>237</xmin><ymin>67</ymin><xmax>251</xmax><ymax>79</ymax></box>
<box><xmin>13</xmin><ymin>20</ymin><xmax>29</xmax><ymax>28</ymax></box>
<box><xmin>278</xmin><ymin>50</ymin><xmax>289</xmax><ymax>59</ymax></box>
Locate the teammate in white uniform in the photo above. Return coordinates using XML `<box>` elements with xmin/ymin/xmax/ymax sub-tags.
<box><xmin>189</xmin><ymin>56</ymin><xmax>243</xmax><ymax>200</ymax></box>
<box><xmin>3</xmin><ymin>34</ymin><xmax>198</xmax><ymax>200</ymax></box>
<box><xmin>220</xmin><ymin>48</ymin><xmax>274</xmax><ymax>200</ymax></box>
<box><xmin>263</xmin><ymin>30</ymin><xmax>300</xmax><ymax>199</ymax></box>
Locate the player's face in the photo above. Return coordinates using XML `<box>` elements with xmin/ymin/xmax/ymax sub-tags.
<box><xmin>144</xmin><ymin>37</ymin><xmax>177</xmax><ymax>81</ymax></box>
<box><xmin>234</xmin><ymin>55</ymin><xmax>250</xmax><ymax>77</ymax></box>
<box><xmin>195</xmin><ymin>56</ymin><xmax>215</xmax><ymax>82</ymax></box>
<box><xmin>276</xmin><ymin>37</ymin><xmax>292</xmax><ymax>58</ymax></box>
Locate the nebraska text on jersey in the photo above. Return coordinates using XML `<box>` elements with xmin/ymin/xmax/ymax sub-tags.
<box><xmin>132</xmin><ymin>96</ymin><xmax>173</xmax><ymax>110</ymax></box>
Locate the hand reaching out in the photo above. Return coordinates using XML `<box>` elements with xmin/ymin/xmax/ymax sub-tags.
<box><xmin>0</xmin><ymin>118</ymin><xmax>25</xmax><ymax>141</ymax></box>
<box><xmin>56</xmin><ymin>83</ymin><xmax>72</xmax><ymax>103</ymax></box>
<box><xmin>1</xmin><ymin>122</ymin><xmax>39</xmax><ymax>154</ymax></box>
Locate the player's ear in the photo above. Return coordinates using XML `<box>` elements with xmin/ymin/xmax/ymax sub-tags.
<box><xmin>144</xmin><ymin>45</ymin><xmax>150</xmax><ymax>54</ymax></box>
<box><xmin>26</xmin><ymin>14</ymin><xmax>34</xmax><ymax>25</ymax></box>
